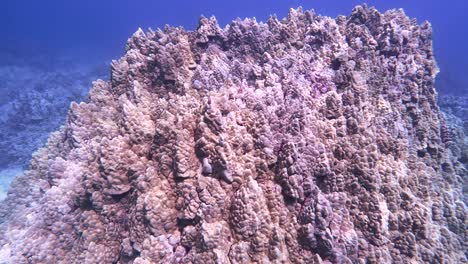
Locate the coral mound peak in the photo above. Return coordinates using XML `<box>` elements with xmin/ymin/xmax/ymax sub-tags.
<box><xmin>0</xmin><ymin>5</ymin><xmax>466</xmax><ymax>264</ymax></box>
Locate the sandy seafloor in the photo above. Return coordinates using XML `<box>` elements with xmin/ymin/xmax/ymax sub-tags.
<box><xmin>0</xmin><ymin>167</ymin><xmax>22</xmax><ymax>201</ymax></box>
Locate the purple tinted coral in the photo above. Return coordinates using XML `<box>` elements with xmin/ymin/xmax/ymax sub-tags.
<box><xmin>0</xmin><ymin>5</ymin><xmax>466</xmax><ymax>264</ymax></box>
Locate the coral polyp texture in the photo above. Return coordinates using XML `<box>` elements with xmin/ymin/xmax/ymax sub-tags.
<box><xmin>0</xmin><ymin>5</ymin><xmax>467</xmax><ymax>263</ymax></box>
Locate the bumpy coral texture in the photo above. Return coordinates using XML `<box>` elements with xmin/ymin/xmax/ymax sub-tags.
<box><xmin>0</xmin><ymin>5</ymin><xmax>466</xmax><ymax>263</ymax></box>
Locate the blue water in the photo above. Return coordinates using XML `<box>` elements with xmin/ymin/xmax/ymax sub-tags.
<box><xmin>2</xmin><ymin>0</ymin><xmax>467</xmax><ymax>93</ymax></box>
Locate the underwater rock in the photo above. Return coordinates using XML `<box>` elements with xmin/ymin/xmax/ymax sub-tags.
<box><xmin>0</xmin><ymin>5</ymin><xmax>466</xmax><ymax>263</ymax></box>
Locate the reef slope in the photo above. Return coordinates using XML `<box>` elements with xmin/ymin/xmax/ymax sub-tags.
<box><xmin>0</xmin><ymin>6</ymin><xmax>466</xmax><ymax>263</ymax></box>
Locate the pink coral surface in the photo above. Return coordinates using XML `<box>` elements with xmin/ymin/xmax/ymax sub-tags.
<box><xmin>0</xmin><ymin>5</ymin><xmax>466</xmax><ymax>264</ymax></box>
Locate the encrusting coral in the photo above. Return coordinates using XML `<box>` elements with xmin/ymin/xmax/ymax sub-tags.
<box><xmin>0</xmin><ymin>5</ymin><xmax>466</xmax><ymax>263</ymax></box>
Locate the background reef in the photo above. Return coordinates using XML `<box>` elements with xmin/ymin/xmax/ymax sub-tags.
<box><xmin>0</xmin><ymin>54</ymin><xmax>107</xmax><ymax>168</ymax></box>
<box><xmin>0</xmin><ymin>6</ymin><xmax>466</xmax><ymax>263</ymax></box>
<box><xmin>0</xmin><ymin>54</ymin><xmax>107</xmax><ymax>199</ymax></box>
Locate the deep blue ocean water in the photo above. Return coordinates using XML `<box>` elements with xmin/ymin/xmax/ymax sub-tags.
<box><xmin>2</xmin><ymin>0</ymin><xmax>468</xmax><ymax>94</ymax></box>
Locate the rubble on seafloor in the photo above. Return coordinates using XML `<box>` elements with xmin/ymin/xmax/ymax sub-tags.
<box><xmin>0</xmin><ymin>5</ymin><xmax>466</xmax><ymax>263</ymax></box>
